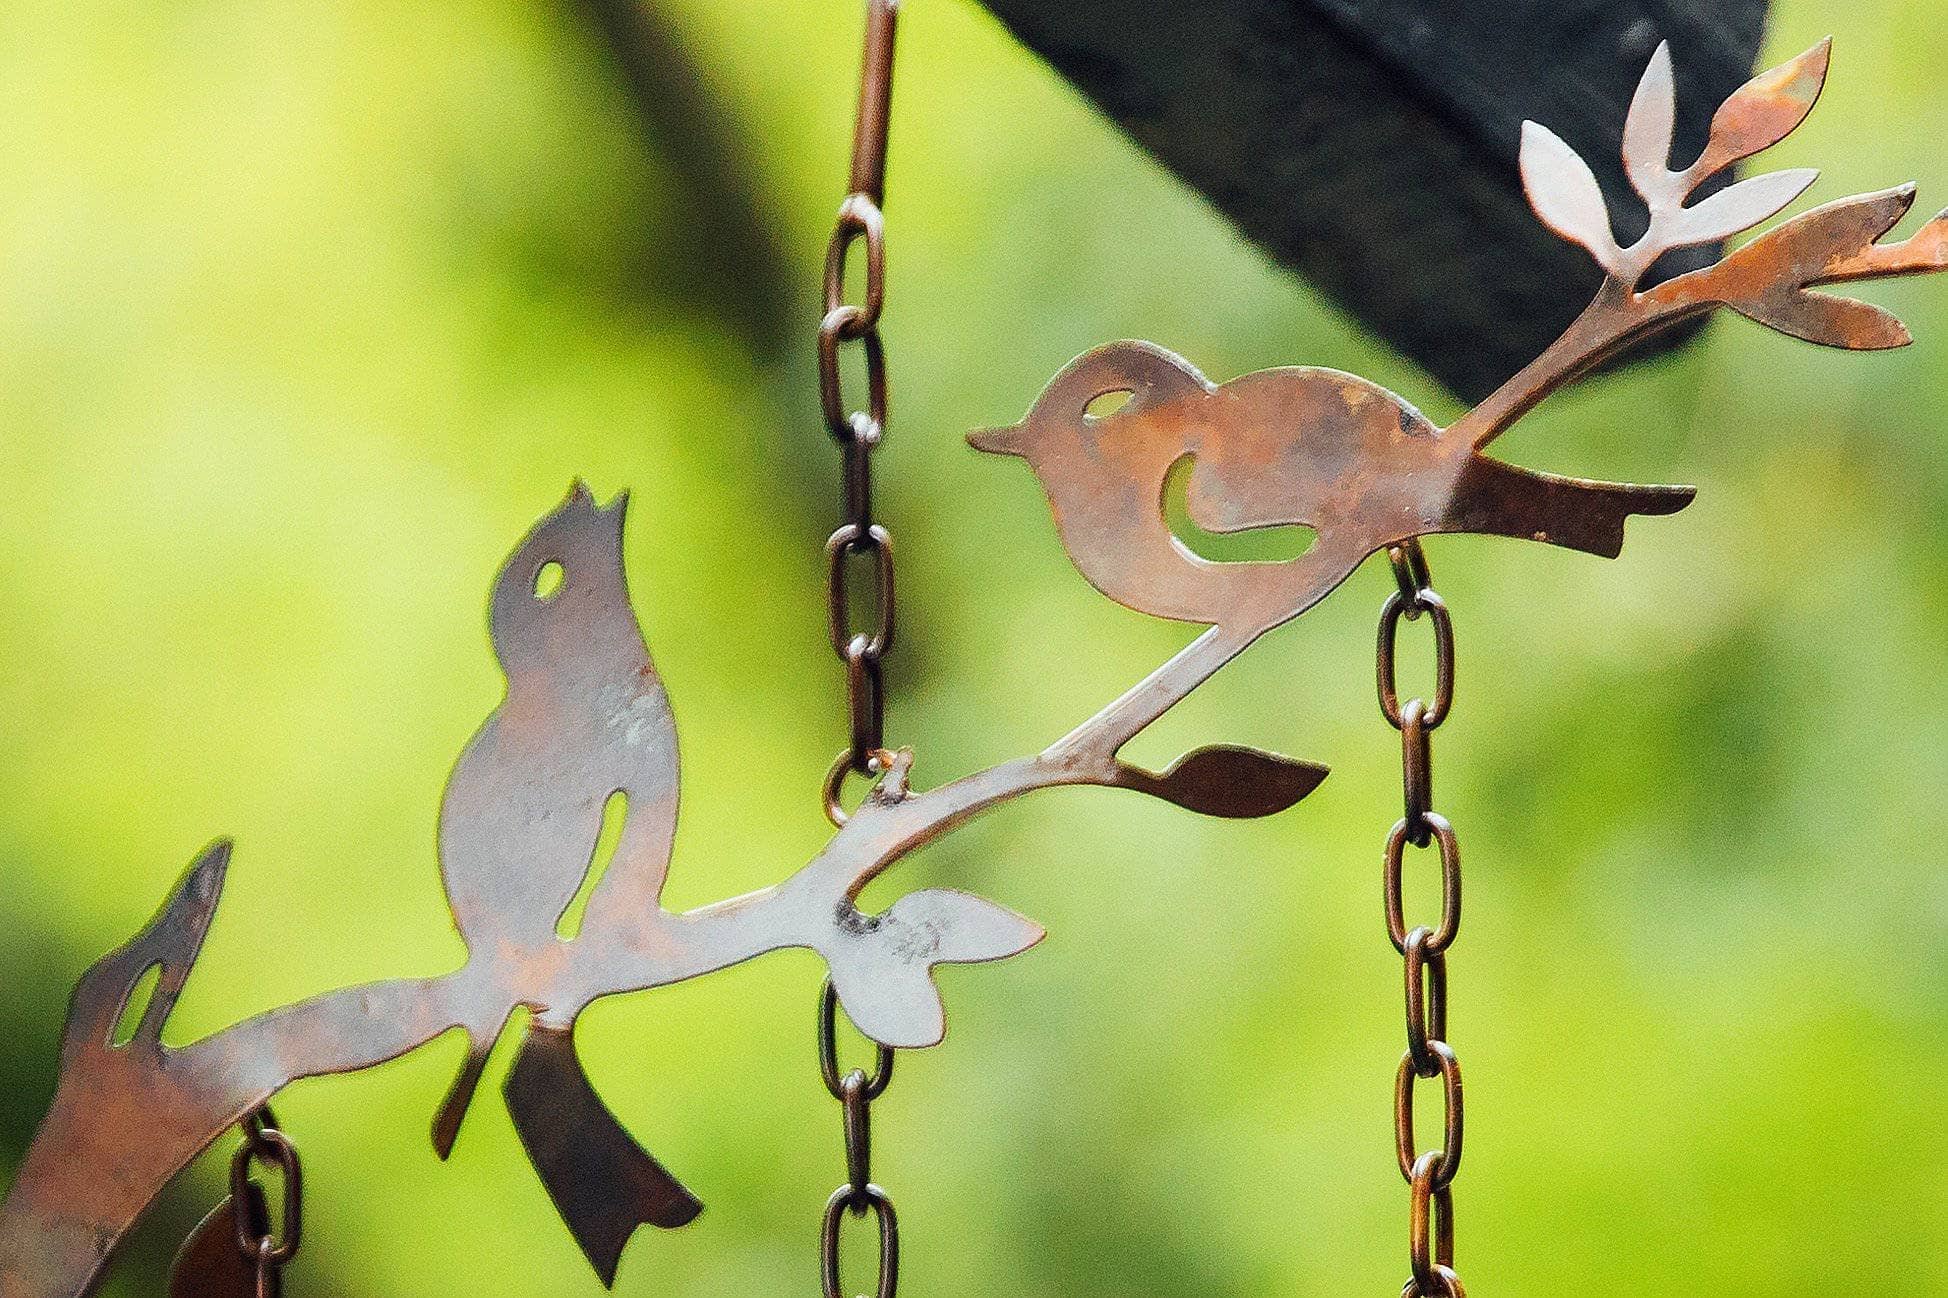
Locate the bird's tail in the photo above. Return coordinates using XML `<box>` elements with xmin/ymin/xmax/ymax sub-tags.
<box><xmin>430</xmin><ymin>1008</ymin><xmax>511</xmax><ymax>1159</ymax></box>
<box><xmin>1442</xmin><ymin>453</ymin><xmax>1696</xmax><ymax>560</ymax></box>
<box><xmin>504</xmin><ymin>1022</ymin><xmax>702</xmax><ymax>1287</ymax></box>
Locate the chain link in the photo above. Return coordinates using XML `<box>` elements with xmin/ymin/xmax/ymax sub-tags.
<box><xmin>229</xmin><ymin>1106</ymin><xmax>301</xmax><ymax>1297</ymax></box>
<box><xmin>1379</xmin><ymin>541</ymin><xmax>1467</xmax><ymax>1298</ymax></box>
<box><xmin>819</xmin><ymin>980</ymin><xmax>900</xmax><ymax>1298</ymax></box>
<box><xmin>822</xmin><ymin>0</ymin><xmax>901</xmax><ymax>825</ymax></box>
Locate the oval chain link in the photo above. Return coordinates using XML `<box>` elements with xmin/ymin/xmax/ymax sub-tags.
<box><xmin>229</xmin><ymin>1106</ymin><xmax>301</xmax><ymax>1296</ymax></box>
<box><xmin>822</xmin><ymin>0</ymin><xmax>901</xmax><ymax>825</ymax></box>
<box><xmin>819</xmin><ymin>980</ymin><xmax>899</xmax><ymax>1298</ymax></box>
<box><xmin>816</xmin><ymin>13</ymin><xmax>904</xmax><ymax>1293</ymax></box>
<box><xmin>1380</xmin><ymin>541</ymin><xmax>1466</xmax><ymax>1298</ymax></box>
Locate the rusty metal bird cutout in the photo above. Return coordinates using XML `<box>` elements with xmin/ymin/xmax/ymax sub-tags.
<box><xmin>6</xmin><ymin>36</ymin><xmax>1948</xmax><ymax>1298</ymax></box>
<box><xmin>428</xmin><ymin>483</ymin><xmax>700</xmax><ymax>1278</ymax></box>
<box><xmin>973</xmin><ymin>41</ymin><xmax>1945</xmax><ymax>649</ymax></box>
<box><xmin>969</xmin><ymin>343</ymin><xmax>1695</xmax><ymax>634</ymax></box>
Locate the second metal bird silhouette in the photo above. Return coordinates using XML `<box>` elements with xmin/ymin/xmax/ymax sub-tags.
<box><xmin>9</xmin><ymin>33</ymin><xmax>1948</xmax><ymax>1298</ymax></box>
<box><xmin>973</xmin><ymin>38</ymin><xmax>1947</xmax><ymax>640</ymax></box>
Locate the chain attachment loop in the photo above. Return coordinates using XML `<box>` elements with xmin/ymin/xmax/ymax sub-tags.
<box><xmin>1378</xmin><ymin>588</ymin><xmax>1454</xmax><ymax>728</ymax></box>
<box><xmin>820</xmin><ymin>979</ymin><xmax>894</xmax><ymax>1099</ymax></box>
<box><xmin>1401</xmin><ymin>926</ymin><xmax>1449</xmax><ymax>1077</ymax></box>
<box><xmin>824</xmin><ymin>196</ymin><xmax>887</xmax><ymax>336</ymax></box>
<box><xmin>228</xmin><ymin>1107</ymin><xmax>301</xmax><ymax>1283</ymax></box>
<box><xmin>828</xmin><ymin>524</ymin><xmax>895</xmax><ymax>661</ymax></box>
<box><xmin>1394</xmin><ymin>1039</ymin><xmax>1463</xmax><ymax>1188</ymax></box>
<box><xmin>1387</xmin><ymin>540</ymin><xmax>1432</xmax><ymax>616</ymax></box>
<box><xmin>1399</xmin><ymin>698</ymin><xmax>1434</xmax><ymax>846</ymax></box>
<box><xmin>819</xmin><ymin>308</ymin><xmax>889</xmax><ymax>443</ymax></box>
<box><xmin>823</xmin><ymin>747</ymin><xmax>896</xmax><ymax>828</ymax></box>
<box><xmin>1405</xmin><ymin>1151</ymin><xmax>1461</xmax><ymax>1298</ymax></box>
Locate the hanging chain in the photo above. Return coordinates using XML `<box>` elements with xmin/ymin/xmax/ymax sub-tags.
<box><xmin>814</xmin><ymin>5</ymin><xmax>903</xmax><ymax>1292</ymax></box>
<box><xmin>819</xmin><ymin>980</ymin><xmax>900</xmax><ymax>1298</ymax></box>
<box><xmin>1379</xmin><ymin>540</ymin><xmax>1465</xmax><ymax>1298</ymax></box>
<box><xmin>821</xmin><ymin>0</ymin><xmax>901</xmax><ymax>827</ymax></box>
<box><xmin>231</xmin><ymin>1106</ymin><xmax>302</xmax><ymax>1298</ymax></box>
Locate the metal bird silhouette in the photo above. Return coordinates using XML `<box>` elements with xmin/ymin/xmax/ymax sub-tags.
<box><xmin>13</xmin><ymin>36</ymin><xmax>1948</xmax><ymax>1298</ymax></box>
<box><xmin>969</xmin><ymin>343</ymin><xmax>1695</xmax><ymax>634</ymax></box>
<box><xmin>971</xmin><ymin>39</ymin><xmax>1948</xmax><ymax>636</ymax></box>
<box><xmin>430</xmin><ymin>481</ymin><xmax>700</xmax><ymax>1283</ymax></box>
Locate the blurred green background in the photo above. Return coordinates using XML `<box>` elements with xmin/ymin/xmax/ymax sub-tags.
<box><xmin>1</xmin><ymin>0</ymin><xmax>1945</xmax><ymax>1294</ymax></box>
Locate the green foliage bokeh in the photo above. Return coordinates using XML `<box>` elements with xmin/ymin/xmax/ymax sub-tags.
<box><xmin>0</xmin><ymin>1</ymin><xmax>1944</xmax><ymax>1294</ymax></box>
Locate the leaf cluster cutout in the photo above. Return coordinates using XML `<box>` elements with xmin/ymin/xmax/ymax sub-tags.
<box><xmin>1520</xmin><ymin>40</ymin><xmax>1829</xmax><ymax>286</ymax></box>
<box><xmin>1514</xmin><ymin>38</ymin><xmax>1948</xmax><ymax>353</ymax></box>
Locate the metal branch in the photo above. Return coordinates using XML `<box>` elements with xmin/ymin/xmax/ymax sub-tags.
<box><xmin>0</xmin><ymin>527</ymin><xmax>1292</xmax><ymax>1298</ymax></box>
<box><xmin>974</xmin><ymin>0</ymin><xmax>1769</xmax><ymax>399</ymax></box>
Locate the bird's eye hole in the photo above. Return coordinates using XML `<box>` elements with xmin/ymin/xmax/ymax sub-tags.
<box><xmin>533</xmin><ymin>561</ymin><xmax>565</xmax><ymax>600</ymax></box>
<box><xmin>1083</xmin><ymin>388</ymin><xmax>1134</xmax><ymax>422</ymax></box>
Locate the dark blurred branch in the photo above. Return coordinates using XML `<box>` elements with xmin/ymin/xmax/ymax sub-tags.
<box><xmin>568</xmin><ymin>0</ymin><xmax>796</xmax><ymax>359</ymax></box>
<box><xmin>974</xmin><ymin>0</ymin><xmax>1769</xmax><ymax>400</ymax></box>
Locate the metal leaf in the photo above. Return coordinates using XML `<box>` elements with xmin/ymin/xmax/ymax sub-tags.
<box><xmin>1689</xmin><ymin>38</ymin><xmax>1831</xmax><ymax>182</ymax></box>
<box><xmin>1670</xmin><ymin>167</ymin><xmax>1818</xmax><ymax>246</ymax></box>
<box><xmin>1112</xmin><ymin>744</ymin><xmax>1328</xmax><ymax>819</ymax></box>
<box><xmin>826</xmin><ymin>890</ymin><xmax>1044</xmax><ymax>1048</ymax></box>
<box><xmin>1520</xmin><ymin>121</ymin><xmax>1623</xmax><ymax>277</ymax></box>
<box><xmin>1718</xmin><ymin>186</ymin><xmax>1916</xmax><ymax>282</ymax></box>
<box><xmin>1820</xmin><ymin>206</ymin><xmax>1948</xmax><ymax>283</ymax></box>
<box><xmin>1621</xmin><ymin>42</ymin><xmax>1679</xmax><ymax>208</ymax></box>
<box><xmin>1730</xmin><ymin>290</ymin><xmax>1911</xmax><ymax>351</ymax></box>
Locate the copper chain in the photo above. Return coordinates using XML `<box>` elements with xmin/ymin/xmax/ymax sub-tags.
<box><xmin>230</xmin><ymin>1106</ymin><xmax>302</xmax><ymax>1297</ymax></box>
<box><xmin>1379</xmin><ymin>540</ymin><xmax>1466</xmax><ymax>1298</ymax></box>
<box><xmin>816</xmin><ymin>5</ymin><xmax>904</xmax><ymax>1294</ymax></box>
<box><xmin>819</xmin><ymin>980</ymin><xmax>899</xmax><ymax>1298</ymax></box>
<box><xmin>821</xmin><ymin>0</ymin><xmax>900</xmax><ymax>827</ymax></box>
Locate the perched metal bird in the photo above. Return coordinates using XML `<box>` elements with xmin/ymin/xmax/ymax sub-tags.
<box><xmin>431</xmin><ymin>481</ymin><xmax>699</xmax><ymax>1285</ymax></box>
<box><xmin>969</xmin><ymin>341</ymin><xmax>1694</xmax><ymax>633</ymax></box>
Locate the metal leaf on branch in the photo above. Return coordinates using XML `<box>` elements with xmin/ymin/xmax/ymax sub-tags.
<box><xmin>8</xmin><ymin>33</ymin><xmax>1948</xmax><ymax>1298</ymax></box>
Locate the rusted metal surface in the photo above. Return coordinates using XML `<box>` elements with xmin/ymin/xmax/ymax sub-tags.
<box><xmin>822</xmin><ymin>0</ymin><xmax>900</xmax><ymax>821</ymax></box>
<box><xmin>975</xmin><ymin>40</ymin><xmax>1948</xmax><ymax>645</ymax></box>
<box><xmin>1379</xmin><ymin>548</ymin><xmax>1468</xmax><ymax>1298</ymax></box>
<box><xmin>0</xmin><ymin>479</ymin><xmax>1314</xmax><ymax>1297</ymax></box>
<box><xmin>5</xmin><ymin>37</ymin><xmax>1948</xmax><ymax>1298</ymax></box>
<box><xmin>969</xmin><ymin>344</ymin><xmax>1694</xmax><ymax>636</ymax></box>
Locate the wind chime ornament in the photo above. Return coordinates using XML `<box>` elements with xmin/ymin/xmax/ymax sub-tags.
<box><xmin>2</xmin><ymin>24</ymin><xmax>1945</xmax><ymax>1298</ymax></box>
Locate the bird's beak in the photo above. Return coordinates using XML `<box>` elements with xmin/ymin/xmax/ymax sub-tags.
<box><xmin>966</xmin><ymin>423</ymin><xmax>1023</xmax><ymax>456</ymax></box>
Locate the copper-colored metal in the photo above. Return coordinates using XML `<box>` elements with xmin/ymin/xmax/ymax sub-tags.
<box><xmin>845</xmin><ymin>0</ymin><xmax>897</xmax><ymax>206</ymax></box>
<box><xmin>970</xmin><ymin>342</ymin><xmax>1695</xmax><ymax>635</ymax></box>
<box><xmin>818</xmin><ymin>980</ymin><xmax>899</xmax><ymax>1298</ymax></box>
<box><xmin>0</xmin><ymin>481</ymin><xmax>1316</xmax><ymax>1297</ymax></box>
<box><xmin>1379</xmin><ymin>552</ymin><xmax>1469</xmax><ymax>1293</ymax></box>
<box><xmin>5</xmin><ymin>37</ymin><xmax>1947</xmax><ymax>1298</ymax></box>
<box><xmin>973</xmin><ymin>40</ymin><xmax>1948</xmax><ymax>648</ymax></box>
<box><xmin>168</xmin><ymin>1182</ymin><xmax>270</xmax><ymax>1298</ymax></box>
<box><xmin>504</xmin><ymin>1023</ymin><xmax>702</xmax><ymax>1285</ymax></box>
